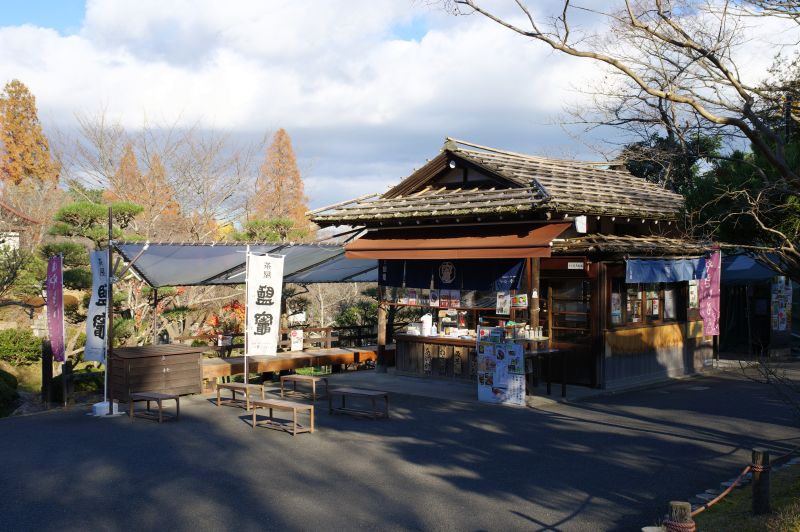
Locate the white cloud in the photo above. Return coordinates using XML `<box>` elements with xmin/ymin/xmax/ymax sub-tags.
<box><xmin>0</xmin><ymin>1</ymin><xmax>795</xmax><ymax>208</ymax></box>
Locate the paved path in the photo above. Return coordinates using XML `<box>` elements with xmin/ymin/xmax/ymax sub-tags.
<box><xmin>1</xmin><ymin>370</ymin><xmax>798</xmax><ymax>531</ymax></box>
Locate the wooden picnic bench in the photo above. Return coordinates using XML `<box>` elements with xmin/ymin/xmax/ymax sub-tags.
<box><xmin>216</xmin><ymin>382</ymin><xmax>264</xmax><ymax>410</ymax></box>
<box><xmin>328</xmin><ymin>387</ymin><xmax>389</xmax><ymax>419</ymax></box>
<box><xmin>250</xmin><ymin>398</ymin><xmax>314</xmax><ymax>436</ymax></box>
<box><xmin>129</xmin><ymin>391</ymin><xmax>180</xmax><ymax>423</ymax></box>
<box><xmin>280</xmin><ymin>374</ymin><xmax>328</xmax><ymax>402</ymax></box>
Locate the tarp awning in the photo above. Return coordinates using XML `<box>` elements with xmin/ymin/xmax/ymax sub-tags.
<box><xmin>721</xmin><ymin>254</ymin><xmax>779</xmax><ymax>285</ymax></box>
<box><xmin>344</xmin><ymin>223</ymin><xmax>571</xmax><ymax>260</ymax></box>
<box><xmin>114</xmin><ymin>242</ymin><xmax>377</xmax><ymax>287</ymax></box>
<box><xmin>626</xmin><ymin>258</ymin><xmax>707</xmax><ymax>283</ymax></box>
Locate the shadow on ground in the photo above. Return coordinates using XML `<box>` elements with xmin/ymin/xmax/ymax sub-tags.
<box><xmin>1</xmin><ymin>370</ymin><xmax>797</xmax><ymax>532</ymax></box>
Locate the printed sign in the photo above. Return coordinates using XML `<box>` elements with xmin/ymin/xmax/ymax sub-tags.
<box><xmin>46</xmin><ymin>256</ymin><xmax>65</xmax><ymax>362</ymax></box>
<box><xmin>84</xmin><ymin>251</ymin><xmax>108</xmax><ymax>362</ymax></box>
<box><xmin>477</xmin><ymin>341</ymin><xmax>525</xmax><ymax>406</ymax></box>
<box><xmin>246</xmin><ymin>253</ymin><xmax>284</xmax><ymax>357</ymax></box>
<box><xmin>290</xmin><ymin>329</ymin><xmax>304</xmax><ymax>351</ymax></box>
<box><xmin>698</xmin><ymin>249</ymin><xmax>721</xmax><ymax>336</ymax></box>
<box><xmin>511</xmin><ymin>294</ymin><xmax>528</xmax><ymax>308</ymax></box>
<box><xmin>496</xmin><ymin>292</ymin><xmax>510</xmax><ymax>315</ymax></box>
<box><xmin>567</xmin><ymin>261</ymin><xmax>584</xmax><ymax>270</ymax></box>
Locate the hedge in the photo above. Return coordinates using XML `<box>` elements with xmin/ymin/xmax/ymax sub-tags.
<box><xmin>0</xmin><ymin>329</ymin><xmax>42</xmax><ymax>366</ymax></box>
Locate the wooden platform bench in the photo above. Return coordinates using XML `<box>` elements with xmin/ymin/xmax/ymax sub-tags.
<box><xmin>328</xmin><ymin>387</ymin><xmax>389</xmax><ymax>419</ymax></box>
<box><xmin>216</xmin><ymin>382</ymin><xmax>264</xmax><ymax>410</ymax></box>
<box><xmin>280</xmin><ymin>374</ymin><xmax>328</xmax><ymax>402</ymax></box>
<box><xmin>129</xmin><ymin>392</ymin><xmax>180</xmax><ymax>423</ymax></box>
<box><xmin>250</xmin><ymin>398</ymin><xmax>314</xmax><ymax>436</ymax></box>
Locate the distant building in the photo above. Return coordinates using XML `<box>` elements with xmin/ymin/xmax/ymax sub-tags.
<box><xmin>0</xmin><ymin>198</ymin><xmax>40</xmax><ymax>250</ymax></box>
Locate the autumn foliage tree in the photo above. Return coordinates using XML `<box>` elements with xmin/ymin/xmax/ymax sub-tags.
<box><xmin>103</xmin><ymin>144</ymin><xmax>182</xmax><ymax>238</ymax></box>
<box><xmin>251</xmin><ymin>129</ymin><xmax>310</xmax><ymax>235</ymax></box>
<box><xmin>0</xmin><ymin>80</ymin><xmax>59</xmax><ymax>186</ymax></box>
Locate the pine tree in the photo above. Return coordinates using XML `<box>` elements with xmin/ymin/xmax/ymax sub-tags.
<box><xmin>0</xmin><ymin>79</ymin><xmax>59</xmax><ymax>185</ymax></box>
<box><xmin>252</xmin><ymin>129</ymin><xmax>310</xmax><ymax>233</ymax></box>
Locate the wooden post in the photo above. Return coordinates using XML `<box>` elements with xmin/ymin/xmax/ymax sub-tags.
<box><xmin>152</xmin><ymin>287</ymin><xmax>158</xmax><ymax>345</ymax></box>
<box><xmin>752</xmin><ymin>448</ymin><xmax>771</xmax><ymax>515</ymax></box>
<box><xmin>376</xmin><ymin>295</ymin><xmax>388</xmax><ymax>374</ymax></box>
<box><xmin>62</xmin><ymin>359</ymin><xmax>73</xmax><ymax>408</ymax></box>
<box><xmin>41</xmin><ymin>339</ymin><xmax>53</xmax><ymax>406</ymax></box>
<box><xmin>665</xmin><ymin>501</ymin><xmax>695</xmax><ymax>532</ymax></box>
<box><xmin>529</xmin><ymin>257</ymin><xmax>540</xmax><ymax>329</ymax></box>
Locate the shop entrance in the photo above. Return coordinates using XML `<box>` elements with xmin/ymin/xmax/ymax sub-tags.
<box><xmin>541</xmin><ymin>278</ymin><xmax>596</xmax><ymax>386</ymax></box>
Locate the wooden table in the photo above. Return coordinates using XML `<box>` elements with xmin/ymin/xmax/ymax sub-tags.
<box><xmin>280</xmin><ymin>374</ymin><xmax>328</xmax><ymax>402</ymax></box>
<box><xmin>328</xmin><ymin>387</ymin><xmax>389</xmax><ymax>419</ymax></box>
<box><xmin>216</xmin><ymin>382</ymin><xmax>264</xmax><ymax>410</ymax></box>
<box><xmin>251</xmin><ymin>398</ymin><xmax>314</xmax><ymax>436</ymax></box>
<box><xmin>129</xmin><ymin>391</ymin><xmax>180</xmax><ymax>423</ymax></box>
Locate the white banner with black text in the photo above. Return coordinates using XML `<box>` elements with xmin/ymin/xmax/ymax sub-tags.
<box><xmin>84</xmin><ymin>250</ymin><xmax>109</xmax><ymax>362</ymax></box>
<box><xmin>245</xmin><ymin>253</ymin><xmax>284</xmax><ymax>357</ymax></box>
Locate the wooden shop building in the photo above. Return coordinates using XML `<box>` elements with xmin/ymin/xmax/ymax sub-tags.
<box><xmin>310</xmin><ymin>139</ymin><xmax>715</xmax><ymax>391</ymax></box>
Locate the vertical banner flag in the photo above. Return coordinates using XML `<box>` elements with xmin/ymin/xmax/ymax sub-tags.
<box><xmin>698</xmin><ymin>249</ymin><xmax>721</xmax><ymax>336</ymax></box>
<box><xmin>84</xmin><ymin>251</ymin><xmax>109</xmax><ymax>362</ymax></box>
<box><xmin>46</xmin><ymin>256</ymin><xmax>66</xmax><ymax>362</ymax></box>
<box><xmin>246</xmin><ymin>253</ymin><xmax>284</xmax><ymax>357</ymax></box>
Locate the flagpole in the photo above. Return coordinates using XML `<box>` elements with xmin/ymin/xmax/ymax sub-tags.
<box><xmin>244</xmin><ymin>245</ymin><xmax>250</xmax><ymax>383</ymax></box>
<box><xmin>106</xmin><ymin>207</ymin><xmax>114</xmax><ymax>415</ymax></box>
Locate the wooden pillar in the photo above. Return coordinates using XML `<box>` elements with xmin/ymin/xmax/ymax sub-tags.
<box><xmin>41</xmin><ymin>339</ymin><xmax>52</xmax><ymax>406</ymax></box>
<box><xmin>752</xmin><ymin>448</ymin><xmax>771</xmax><ymax>515</ymax></box>
<box><xmin>152</xmin><ymin>287</ymin><xmax>159</xmax><ymax>345</ymax></box>
<box><xmin>529</xmin><ymin>258</ymin><xmax>540</xmax><ymax>329</ymax></box>
<box><xmin>376</xmin><ymin>294</ymin><xmax>388</xmax><ymax>374</ymax></box>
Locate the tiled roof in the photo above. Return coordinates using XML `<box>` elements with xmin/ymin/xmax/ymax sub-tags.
<box><xmin>450</xmin><ymin>144</ymin><xmax>684</xmax><ymax>218</ymax></box>
<box><xmin>310</xmin><ymin>139</ymin><xmax>684</xmax><ymax>226</ymax></box>
<box><xmin>552</xmin><ymin>234</ymin><xmax>709</xmax><ymax>256</ymax></box>
<box><xmin>310</xmin><ymin>186</ymin><xmax>545</xmax><ymax>224</ymax></box>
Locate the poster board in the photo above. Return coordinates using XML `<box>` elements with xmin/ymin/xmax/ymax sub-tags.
<box><xmin>477</xmin><ymin>340</ymin><xmax>525</xmax><ymax>406</ymax></box>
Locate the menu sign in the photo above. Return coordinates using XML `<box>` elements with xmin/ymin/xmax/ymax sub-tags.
<box><xmin>477</xmin><ymin>341</ymin><xmax>525</xmax><ymax>406</ymax></box>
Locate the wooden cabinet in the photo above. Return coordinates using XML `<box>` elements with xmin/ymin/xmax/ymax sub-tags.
<box><xmin>111</xmin><ymin>344</ymin><xmax>205</xmax><ymax>402</ymax></box>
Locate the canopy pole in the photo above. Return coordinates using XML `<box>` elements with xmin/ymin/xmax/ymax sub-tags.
<box><xmin>152</xmin><ymin>288</ymin><xmax>158</xmax><ymax>345</ymax></box>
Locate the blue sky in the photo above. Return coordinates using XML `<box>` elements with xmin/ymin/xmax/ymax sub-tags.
<box><xmin>0</xmin><ymin>0</ymin><xmax>85</xmax><ymax>34</ymax></box>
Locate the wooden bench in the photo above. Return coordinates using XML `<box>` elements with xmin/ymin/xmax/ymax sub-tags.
<box><xmin>129</xmin><ymin>392</ymin><xmax>180</xmax><ymax>423</ymax></box>
<box><xmin>250</xmin><ymin>398</ymin><xmax>314</xmax><ymax>436</ymax></box>
<box><xmin>328</xmin><ymin>387</ymin><xmax>389</xmax><ymax>419</ymax></box>
<box><xmin>280</xmin><ymin>374</ymin><xmax>328</xmax><ymax>402</ymax></box>
<box><xmin>216</xmin><ymin>382</ymin><xmax>264</xmax><ymax>410</ymax></box>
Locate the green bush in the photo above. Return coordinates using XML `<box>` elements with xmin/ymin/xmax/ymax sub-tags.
<box><xmin>0</xmin><ymin>329</ymin><xmax>42</xmax><ymax>366</ymax></box>
<box><xmin>52</xmin><ymin>367</ymin><xmax>104</xmax><ymax>403</ymax></box>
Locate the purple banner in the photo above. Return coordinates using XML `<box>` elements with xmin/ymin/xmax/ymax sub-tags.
<box><xmin>698</xmin><ymin>249</ymin><xmax>721</xmax><ymax>336</ymax></box>
<box><xmin>46</xmin><ymin>256</ymin><xmax>66</xmax><ymax>362</ymax></box>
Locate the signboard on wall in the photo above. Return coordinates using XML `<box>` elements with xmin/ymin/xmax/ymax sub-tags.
<box><xmin>477</xmin><ymin>341</ymin><xmax>525</xmax><ymax>406</ymax></box>
<box><xmin>246</xmin><ymin>253</ymin><xmax>285</xmax><ymax>357</ymax></box>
